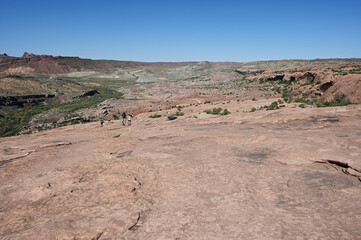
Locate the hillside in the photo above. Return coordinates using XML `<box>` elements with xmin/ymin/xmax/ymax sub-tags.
<box><xmin>0</xmin><ymin>53</ymin><xmax>201</xmax><ymax>76</ymax></box>
<box><xmin>1</xmin><ymin>55</ymin><xmax>361</xmax><ymax>137</ymax></box>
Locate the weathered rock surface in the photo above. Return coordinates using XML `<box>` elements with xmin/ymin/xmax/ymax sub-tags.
<box><xmin>1</xmin><ymin>101</ymin><xmax>360</xmax><ymax>239</ymax></box>
<box><xmin>22</xmin><ymin>52</ymin><xmax>53</xmax><ymax>58</ymax></box>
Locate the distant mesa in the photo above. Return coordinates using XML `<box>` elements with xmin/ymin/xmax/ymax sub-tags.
<box><xmin>22</xmin><ymin>52</ymin><xmax>53</xmax><ymax>58</ymax></box>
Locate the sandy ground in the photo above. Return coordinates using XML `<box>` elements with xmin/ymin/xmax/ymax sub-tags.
<box><xmin>1</xmin><ymin>100</ymin><xmax>361</xmax><ymax>239</ymax></box>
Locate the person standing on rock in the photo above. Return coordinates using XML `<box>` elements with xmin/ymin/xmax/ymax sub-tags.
<box><xmin>127</xmin><ymin>114</ymin><xmax>132</xmax><ymax>126</ymax></box>
<box><xmin>122</xmin><ymin>112</ymin><xmax>127</xmax><ymax>126</ymax></box>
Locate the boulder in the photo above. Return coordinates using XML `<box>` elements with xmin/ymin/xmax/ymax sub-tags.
<box><xmin>168</xmin><ymin>114</ymin><xmax>177</xmax><ymax>120</ymax></box>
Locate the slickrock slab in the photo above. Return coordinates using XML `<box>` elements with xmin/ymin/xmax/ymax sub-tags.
<box><xmin>1</xmin><ymin>104</ymin><xmax>360</xmax><ymax>239</ymax></box>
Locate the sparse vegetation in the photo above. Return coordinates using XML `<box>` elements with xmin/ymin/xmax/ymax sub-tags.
<box><xmin>203</xmin><ymin>108</ymin><xmax>231</xmax><ymax>115</ymax></box>
<box><xmin>266</xmin><ymin>101</ymin><xmax>280</xmax><ymax>110</ymax></box>
<box><xmin>149</xmin><ymin>114</ymin><xmax>162</xmax><ymax>118</ymax></box>
<box><xmin>2</xmin><ymin>57</ymin><xmax>361</xmax><ymax>138</ymax></box>
<box><xmin>234</xmin><ymin>70</ymin><xmax>247</xmax><ymax>75</ymax></box>
<box><xmin>0</xmin><ymin>88</ymin><xmax>123</xmax><ymax>137</ymax></box>
<box><xmin>315</xmin><ymin>98</ymin><xmax>354</xmax><ymax>107</ymax></box>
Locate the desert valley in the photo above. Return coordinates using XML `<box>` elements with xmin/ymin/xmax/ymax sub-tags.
<box><xmin>0</xmin><ymin>53</ymin><xmax>361</xmax><ymax>239</ymax></box>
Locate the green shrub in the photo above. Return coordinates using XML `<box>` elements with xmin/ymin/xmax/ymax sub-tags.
<box><xmin>234</xmin><ymin>70</ymin><xmax>247</xmax><ymax>75</ymax></box>
<box><xmin>294</xmin><ymin>98</ymin><xmax>305</xmax><ymax>103</ymax></box>
<box><xmin>266</xmin><ymin>101</ymin><xmax>279</xmax><ymax>110</ymax></box>
<box><xmin>212</xmin><ymin>108</ymin><xmax>222</xmax><ymax>114</ymax></box>
<box><xmin>299</xmin><ymin>104</ymin><xmax>306</xmax><ymax>108</ymax></box>
<box><xmin>221</xmin><ymin>109</ymin><xmax>231</xmax><ymax>115</ymax></box>
<box><xmin>282</xmin><ymin>88</ymin><xmax>290</xmax><ymax>102</ymax></box>
<box><xmin>316</xmin><ymin>98</ymin><xmax>353</xmax><ymax>107</ymax></box>
<box><xmin>250</xmin><ymin>107</ymin><xmax>256</xmax><ymax>112</ymax></box>
<box><xmin>149</xmin><ymin>114</ymin><xmax>162</xmax><ymax>118</ymax></box>
<box><xmin>203</xmin><ymin>108</ymin><xmax>231</xmax><ymax>115</ymax></box>
<box><xmin>275</xmin><ymin>87</ymin><xmax>281</xmax><ymax>94</ymax></box>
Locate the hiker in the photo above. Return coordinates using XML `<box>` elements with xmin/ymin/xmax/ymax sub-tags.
<box><xmin>100</xmin><ymin>119</ymin><xmax>104</xmax><ymax>127</ymax></box>
<box><xmin>122</xmin><ymin>112</ymin><xmax>127</xmax><ymax>126</ymax></box>
<box><xmin>127</xmin><ymin>114</ymin><xmax>132</xmax><ymax>126</ymax></box>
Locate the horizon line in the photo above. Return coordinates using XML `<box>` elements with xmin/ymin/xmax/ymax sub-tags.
<box><xmin>2</xmin><ymin>52</ymin><xmax>361</xmax><ymax>63</ymax></box>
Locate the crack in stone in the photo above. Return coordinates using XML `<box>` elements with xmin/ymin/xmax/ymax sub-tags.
<box><xmin>92</xmin><ymin>231</ymin><xmax>104</xmax><ymax>240</ymax></box>
<box><xmin>0</xmin><ymin>151</ymin><xmax>33</xmax><ymax>167</ymax></box>
<box><xmin>128</xmin><ymin>212</ymin><xmax>141</xmax><ymax>231</ymax></box>
<box><xmin>313</xmin><ymin>159</ymin><xmax>361</xmax><ymax>181</ymax></box>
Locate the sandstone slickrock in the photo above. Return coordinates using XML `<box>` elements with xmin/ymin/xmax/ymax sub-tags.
<box><xmin>1</xmin><ymin>101</ymin><xmax>360</xmax><ymax>239</ymax></box>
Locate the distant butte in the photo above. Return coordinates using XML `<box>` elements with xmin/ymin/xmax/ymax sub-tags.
<box><xmin>22</xmin><ymin>52</ymin><xmax>53</xmax><ymax>58</ymax></box>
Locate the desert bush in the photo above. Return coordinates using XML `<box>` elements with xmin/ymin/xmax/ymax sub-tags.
<box><xmin>203</xmin><ymin>108</ymin><xmax>231</xmax><ymax>115</ymax></box>
<box><xmin>221</xmin><ymin>109</ymin><xmax>231</xmax><ymax>115</ymax></box>
<box><xmin>267</xmin><ymin>101</ymin><xmax>279</xmax><ymax>110</ymax></box>
<box><xmin>234</xmin><ymin>70</ymin><xmax>247</xmax><ymax>75</ymax></box>
<box><xmin>149</xmin><ymin>114</ymin><xmax>162</xmax><ymax>118</ymax></box>
<box><xmin>213</xmin><ymin>108</ymin><xmax>222</xmax><ymax>114</ymax></box>
<box><xmin>316</xmin><ymin>98</ymin><xmax>353</xmax><ymax>107</ymax></box>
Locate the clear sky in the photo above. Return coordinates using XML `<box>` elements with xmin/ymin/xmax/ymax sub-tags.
<box><xmin>0</xmin><ymin>0</ymin><xmax>360</xmax><ymax>62</ymax></box>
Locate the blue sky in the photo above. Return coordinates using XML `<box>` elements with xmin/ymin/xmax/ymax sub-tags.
<box><xmin>0</xmin><ymin>0</ymin><xmax>360</xmax><ymax>62</ymax></box>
